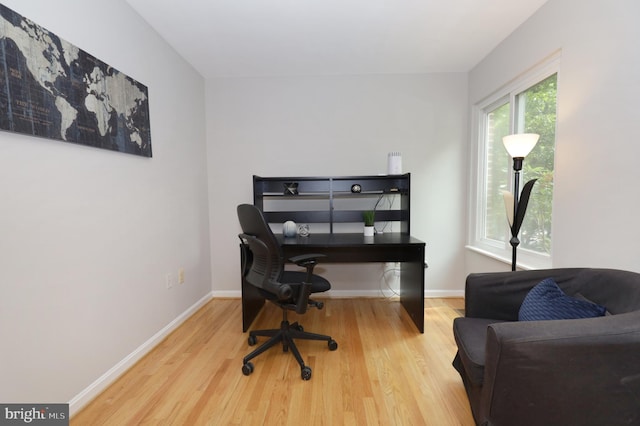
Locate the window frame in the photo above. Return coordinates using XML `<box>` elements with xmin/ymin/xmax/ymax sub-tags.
<box><xmin>468</xmin><ymin>55</ymin><xmax>559</xmax><ymax>270</ymax></box>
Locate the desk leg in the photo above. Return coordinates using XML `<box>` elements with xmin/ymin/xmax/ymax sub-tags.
<box><xmin>400</xmin><ymin>253</ymin><xmax>425</xmax><ymax>333</ymax></box>
<box><xmin>242</xmin><ymin>277</ymin><xmax>265</xmax><ymax>332</ymax></box>
<box><xmin>240</xmin><ymin>245</ymin><xmax>265</xmax><ymax>332</ymax></box>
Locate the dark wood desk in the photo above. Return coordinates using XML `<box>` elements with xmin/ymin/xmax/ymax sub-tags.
<box><xmin>241</xmin><ymin>233</ymin><xmax>426</xmax><ymax>333</ymax></box>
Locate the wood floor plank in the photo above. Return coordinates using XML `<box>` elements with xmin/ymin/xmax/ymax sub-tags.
<box><xmin>71</xmin><ymin>298</ymin><xmax>474</xmax><ymax>425</ymax></box>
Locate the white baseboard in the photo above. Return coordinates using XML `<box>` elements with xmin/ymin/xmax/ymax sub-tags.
<box><xmin>325</xmin><ymin>289</ymin><xmax>464</xmax><ymax>298</ymax></box>
<box><xmin>211</xmin><ymin>289</ymin><xmax>464</xmax><ymax>298</ymax></box>
<box><xmin>68</xmin><ymin>291</ymin><xmax>213</xmax><ymax>417</ymax></box>
<box><xmin>211</xmin><ymin>290</ymin><xmax>242</xmax><ymax>298</ymax></box>
<box><xmin>424</xmin><ymin>289</ymin><xmax>465</xmax><ymax>298</ymax></box>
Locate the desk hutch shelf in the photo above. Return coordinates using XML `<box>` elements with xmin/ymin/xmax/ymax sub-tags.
<box><xmin>253</xmin><ymin>174</ymin><xmax>411</xmax><ymax>234</ymax></box>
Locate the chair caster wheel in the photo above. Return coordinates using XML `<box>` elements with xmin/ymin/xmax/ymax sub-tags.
<box><xmin>328</xmin><ymin>339</ymin><xmax>338</xmax><ymax>351</ymax></box>
<box><xmin>242</xmin><ymin>362</ymin><xmax>254</xmax><ymax>376</ymax></box>
<box><xmin>316</xmin><ymin>301</ymin><xmax>324</xmax><ymax>310</ymax></box>
<box><xmin>294</xmin><ymin>324</ymin><xmax>304</xmax><ymax>332</ymax></box>
<box><xmin>248</xmin><ymin>335</ymin><xmax>257</xmax><ymax>346</ymax></box>
<box><xmin>301</xmin><ymin>366</ymin><xmax>312</xmax><ymax>380</ymax></box>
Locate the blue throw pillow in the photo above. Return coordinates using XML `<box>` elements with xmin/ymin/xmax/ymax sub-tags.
<box><xmin>519</xmin><ymin>278</ymin><xmax>607</xmax><ymax>321</ymax></box>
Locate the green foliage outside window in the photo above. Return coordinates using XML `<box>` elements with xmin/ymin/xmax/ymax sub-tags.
<box><xmin>518</xmin><ymin>74</ymin><xmax>557</xmax><ymax>254</ymax></box>
<box><xmin>485</xmin><ymin>103</ymin><xmax>510</xmax><ymax>243</ymax></box>
<box><xmin>484</xmin><ymin>74</ymin><xmax>557</xmax><ymax>255</ymax></box>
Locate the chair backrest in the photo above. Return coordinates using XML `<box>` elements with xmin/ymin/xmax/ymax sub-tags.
<box><xmin>237</xmin><ymin>204</ymin><xmax>291</xmax><ymax>300</ymax></box>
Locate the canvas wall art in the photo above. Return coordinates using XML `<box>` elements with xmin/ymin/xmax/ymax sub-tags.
<box><xmin>0</xmin><ymin>4</ymin><xmax>152</xmax><ymax>157</ymax></box>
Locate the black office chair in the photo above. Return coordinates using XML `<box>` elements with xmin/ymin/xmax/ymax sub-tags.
<box><xmin>237</xmin><ymin>204</ymin><xmax>338</xmax><ymax>380</ymax></box>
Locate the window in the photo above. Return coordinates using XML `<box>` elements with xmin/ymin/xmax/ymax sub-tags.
<box><xmin>470</xmin><ymin>58</ymin><xmax>558</xmax><ymax>269</ymax></box>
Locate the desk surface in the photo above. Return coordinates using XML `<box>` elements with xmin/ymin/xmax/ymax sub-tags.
<box><xmin>277</xmin><ymin>232</ymin><xmax>425</xmax><ymax>247</ymax></box>
<box><xmin>277</xmin><ymin>233</ymin><xmax>425</xmax><ymax>265</ymax></box>
<box><xmin>277</xmin><ymin>232</ymin><xmax>425</xmax><ymax>332</ymax></box>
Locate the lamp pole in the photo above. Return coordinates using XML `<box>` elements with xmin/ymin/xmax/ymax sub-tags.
<box><xmin>502</xmin><ymin>134</ymin><xmax>540</xmax><ymax>271</ymax></box>
<box><xmin>510</xmin><ymin>157</ymin><xmax>524</xmax><ymax>271</ymax></box>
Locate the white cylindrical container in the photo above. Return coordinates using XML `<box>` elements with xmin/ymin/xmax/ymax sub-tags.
<box><xmin>387</xmin><ymin>152</ymin><xmax>402</xmax><ymax>174</ymax></box>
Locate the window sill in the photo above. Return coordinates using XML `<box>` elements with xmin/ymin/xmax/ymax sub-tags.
<box><xmin>465</xmin><ymin>245</ymin><xmax>550</xmax><ymax>271</ymax></box>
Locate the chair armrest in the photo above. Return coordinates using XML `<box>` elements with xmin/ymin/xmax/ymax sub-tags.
<box><xmin>289</xmin><ymin>253</ymin><xmax>327</xmax><ymax>266</ymax></box>
<box><xmin>289</xmin><ymin>253</ymin><xmax>327</xmax><ymax>284</ymax></box>
<box><xmin>465</xmin><ymin>268</ymin><xmax>587</xmax><ymax>320</ymax></box>
<box><xmin>480</xmin><ymin>312</ymin><xmax>640</xmax><ymax>425</ymax></box>
<box><xmin>287</xmin><ymin>254</ymin><xmax>327</xmax><ymax>314</ymax></box>
<box><xmin>262</xmin><ymin>279</ymin><xmax>291</xmax><ymax>300</ymax></box>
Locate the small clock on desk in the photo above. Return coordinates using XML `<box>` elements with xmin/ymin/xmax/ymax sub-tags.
<box><xmin>351</xmin><ymin>184</ymin><xmax>362</xmax><ymax>193</ymax></box>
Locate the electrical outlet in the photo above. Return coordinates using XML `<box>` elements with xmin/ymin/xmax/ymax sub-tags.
<box><xmin>178</xmin><ymin>267</ymin><xmax>185</xmax><ymax>285</ymax></box>
<box><xmin>166</xmin><ymin>273</ymin><xmax>174</xmax><ymax>289</ymax></box>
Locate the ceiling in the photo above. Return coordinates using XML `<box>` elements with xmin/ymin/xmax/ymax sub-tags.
<box><xmin>125</xmin><ymin>0</ymin><xmax>548</xmax><ymax>79</ymax></box>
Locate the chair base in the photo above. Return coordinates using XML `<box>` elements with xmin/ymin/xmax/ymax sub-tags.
<box><xmin>242</xmin><ymin>317</ymin><xmax>337</xmax><ymax>380</ymax></box>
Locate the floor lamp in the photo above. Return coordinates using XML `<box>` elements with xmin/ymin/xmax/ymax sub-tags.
<box><xmin>502</xmin><ymin>133</ymin><xmax>540</xmax><ymax>271</ymax></box>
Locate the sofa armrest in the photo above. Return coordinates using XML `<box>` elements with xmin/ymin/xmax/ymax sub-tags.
<box><xmin>464</xmin><ymin>268</ymin><xmax>587</xmax><ymax>320</ymax></box>
<box><xmin>480</xmin><ymin>311</ymin><xmax>640</xmax><ymax>426</ymax></box>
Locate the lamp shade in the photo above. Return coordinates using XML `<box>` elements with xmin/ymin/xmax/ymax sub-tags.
<box><xmin>502</xmin><ymin>133</ymin><xmax>540</xmax><ymax>158</ymax></box>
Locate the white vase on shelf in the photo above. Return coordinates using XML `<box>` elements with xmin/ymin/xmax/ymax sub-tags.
<box><xmin>364</xmin><ymin>226</ymin><xmax>375</xmax><ymax>237</ymax></box>
<box><xmin>283</xmin><ymin>221</ymin><xmax>297</xmax><ymax>237</ymax></box>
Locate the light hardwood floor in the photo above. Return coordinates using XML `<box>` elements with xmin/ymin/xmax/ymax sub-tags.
<box><xmin>72</xmin><ymin>298</ymin><xmax>474</xmax><ymax>425</ymax></box>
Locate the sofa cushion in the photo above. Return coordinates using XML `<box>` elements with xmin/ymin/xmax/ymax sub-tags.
<box><xmin>574</xmin><ymin>292</ymin><xmax>612</xmax><ymax>315</ymax></box>
<box><xmin>453</xmin><ymin>317</ymin><xmax>509</xmax><ymax>386</ymax></box>
<box><xmin>519</xmin><ymin>278</ymin><xmax>607</xmax><ymax>321</ymax></box>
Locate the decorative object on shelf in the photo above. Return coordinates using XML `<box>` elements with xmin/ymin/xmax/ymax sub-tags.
<box><xmin>0</xmin><ymin>4</ymin><xmax>152</xmax><ymax>157</ymax></box>
<box><xmin>351</xmin><ymin>184</ymin><xmax>362</xmax><ymax>193</ymax></box>
<box><xmin>283</xmin><ymin>182</ymin><xmax>299</xmax><ymax>195</ymax></box>
<box><xmin>502</xmin><ymin>133</ymin><xmax>540</xmax><ymax>271</ymax></box>
<box><xmin>387</xmin><ymin>152</ymin><xmax>402</xmax><ymax>174</ymax></box>
<box><xmin>298</xmin><ymin>224</ymin><xmax>310</xmax><ymax>237</ymax></box>
<box><xmin>363</xmin><ymin>210</ymin><xmax>375</xmax><ymax>237</ymax></box>
<box><xmin>283</xmin><ymin>221</ymin><xmax>297</xmax><ymax>237</ymax></box>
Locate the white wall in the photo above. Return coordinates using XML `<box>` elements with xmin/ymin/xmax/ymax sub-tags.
<box><xmin>206</xmin><ymin>73</ymin><xmax>468</xmax><ymax>297</ymax></box>
<box><xmin>466</xmin><ymin>0</ymin><xmax>640</xmax><ymax>274</ymax></box>
<box><xmin>0</xmin><ymin>0</ymin><xmax>211</xmax><ymax>411</ymax></box>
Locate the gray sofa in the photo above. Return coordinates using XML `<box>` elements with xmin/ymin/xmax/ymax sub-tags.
<box><xmin>452</xmin><ymin>268</ymin><xmax>640</xmax><ymax>426</ymax></box>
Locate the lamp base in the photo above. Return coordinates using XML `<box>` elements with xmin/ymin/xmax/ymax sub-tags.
<box><xmin>509</xmin><ymin>236</ymin><xmax>520</xmax><ymax>271</ymax></box>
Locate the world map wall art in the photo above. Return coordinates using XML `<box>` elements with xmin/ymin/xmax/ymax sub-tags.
<box><xmin>0</xmin><ymin>4</ymin><xmax>152</xmax><ymax>157</ymax></box>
